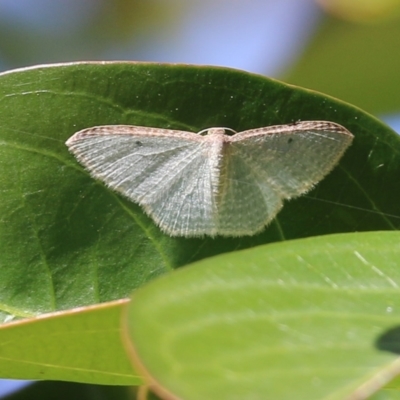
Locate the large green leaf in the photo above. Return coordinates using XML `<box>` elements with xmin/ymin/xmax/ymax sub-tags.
<box><xmin>285</xmin><ymin>17</ymin><xmax>400</xmax><ymax>114</ymax></box>
<box><xmin>0</xmin><ymin>62</ymin><xmax>399</xmax><ymax>320</ymax></box>
<box><xmin>125</xmin><ymin>231</ymin><xmax>400</xmax><ymax>400</ymax></box>
<box><xmin>0</xmin><ymin>300</ymin><xmax>139</xmax><ymax>385</ymax></box>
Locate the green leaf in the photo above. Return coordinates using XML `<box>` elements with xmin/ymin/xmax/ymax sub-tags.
<box><xmin>0</xmin><ymin>62</ymin><xmax>399</xmax><ymax>320</ymax></box>
<box><xmin>0</xmin><ymin>300</ymin><xmax>139</xmax><ymax>385</ymax></box>
<box><xmin>125</xmin><ymin>231</ymin><xmax>400</xmax><ymax>400</ymax></box>
<box><xmin>372</xmin><ymin>375</ymin><xmax>400</xmax><ymax>399</ymax></box>
<box><xmin>316</xmin><ymin>1</ymin><xmax>400</xmax><ymax>23</ymax></box>
<box><xmin>285</xmin><ymin>17</ymin><xmax>400</xmax><ymax>114</ymax></box>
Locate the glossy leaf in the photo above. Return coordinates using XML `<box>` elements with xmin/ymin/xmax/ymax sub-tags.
<box><xmin>0</xmin><ymin>300</ymin><xmax>139</xmax><ymax>385</ymax></box>
<box><xmin>126</xmin><ymin>231</ymin><xmax>400</xmax><ymax>400</ymax></box>
<box><xmin>0</xmin><ymin>62</ymin><xmax>399</xmax><ymax>319</ymax></box>
<box><xmin>286</xmin><ymin>17</ymin><xmax>400</xmax><ymax>114</ymax></box>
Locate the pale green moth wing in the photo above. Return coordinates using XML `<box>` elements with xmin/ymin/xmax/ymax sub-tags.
<box><xmin>66</xmin><ymin>122</ymin><xmax>353</xmax><ymax>237</ymax></box>
<box><xmin>217</xmin><ymin>121</ymin><xmax>354</xmax><ymax>236</ymax></box>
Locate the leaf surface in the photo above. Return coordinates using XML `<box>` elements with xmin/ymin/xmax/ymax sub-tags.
<box><xmin>0</xmin><ymin>62</ymin><xmax>398</xmax><ymax>317</ymax></box>
<box><xmin>126</xmin><ymin>231</ymin><xmax>400</xmax><ymax>400</ymax></box>
<box><xmin>0</xmin><ymin>300</ymin><xmax>139</xmax><ymax>385</ymax></box>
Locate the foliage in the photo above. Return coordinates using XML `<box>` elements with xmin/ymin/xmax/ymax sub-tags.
<box><xmin>0</xmin><ymin>61</ymin><xmax>399</xmax><ymax>399</ymax></box>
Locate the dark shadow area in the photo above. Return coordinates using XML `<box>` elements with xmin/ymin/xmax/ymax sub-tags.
<box><xmin>376</xmin><ymin>325</ymin><xmax>400</xmax><ymax>354</ymax></box>
<box><xmin>4</xmin><ymin>381</ymin><xmax>135</xmax><ymax>400</ymax></box>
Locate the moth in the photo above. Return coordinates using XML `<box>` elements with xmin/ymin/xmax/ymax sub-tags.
<box><xmin>66</xmin><ymin>121</ymin><xmax>353</xmax><ymax>237</ymax></box>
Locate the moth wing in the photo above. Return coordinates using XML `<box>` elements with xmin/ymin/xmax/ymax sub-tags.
<box><xmin>230</xmin><ymin>121</ymin><xmax>353</xmax><ymax>198</ymax></box>
<box><xmin>216</xmin><ymin>149</ymin><xmax>283</xmax><ymax>236</ymax></box>
<box><xmin>66</xmin><ymin>125</ymin><xmax>217</xmax><ymax>236</ymax></box>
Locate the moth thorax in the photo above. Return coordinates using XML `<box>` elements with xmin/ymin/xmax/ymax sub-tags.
<box><xmin>208</xmin><ymin>128</ymin><xmax>227</xmax><ymax>136</ymax></box>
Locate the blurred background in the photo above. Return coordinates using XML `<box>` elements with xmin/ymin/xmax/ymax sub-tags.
<box><xmin>0</xmin><ymin>0</ymin><xmax>400</xmax><ymax>397</ymax></box>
